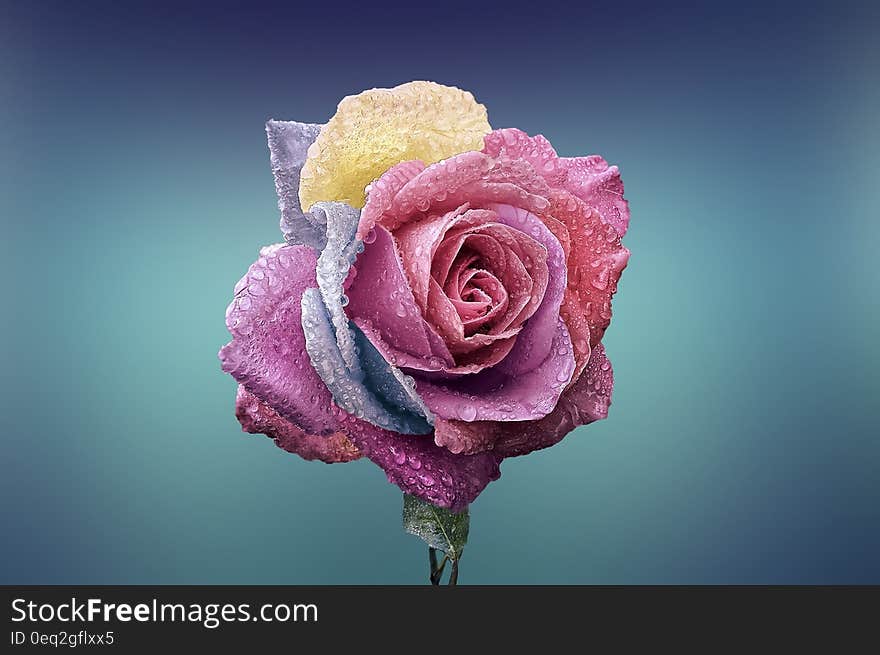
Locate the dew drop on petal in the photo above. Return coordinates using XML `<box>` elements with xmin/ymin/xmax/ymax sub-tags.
<box><xmin>457</xmin><ymin>402</ymin><xmax>478</xmax><ymax>421</ymax></box>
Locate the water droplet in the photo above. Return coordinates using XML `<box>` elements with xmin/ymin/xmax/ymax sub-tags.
<box><xmin>457</xmin><ymin>402</ymin><xmax>477</xmax><ymax>421</ymax></box>
<box><xmin>395</xmin><ymin>303</ymin><xmax>407</xmax><ymax>318</ymax></box>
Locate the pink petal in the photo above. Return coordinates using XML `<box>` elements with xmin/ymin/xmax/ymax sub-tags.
<box><xmin>483</xmin><ymin>128</ymin><xmax>630</xmax><ymax>237</ymax></box>
<box><xmin>334</xmin><ymin>410</ymin><xmax>501</xmax><ymax>512</ymax></box>
<box><xmin>452</xmin><ymin>270</ymin><xmax>509</xmax><ymax>333</ymax></box>
<box><xmin>358</xmin><ymin>159</ymin><xmax>425</xmax><ymax>240</ymax></box>
<box><xmin>386</xmin><ymin>151</ymin><xmax>494</xmax><ymax>230</ymax></box>
<box><xmin>426</xmin><ymin>208</ymin><xmax>496</xmax><ymax>285</ymax></box>
<box><xmin>218</xmin><ymin>245</ymin><xmax>339</xmax><ymax>436</ymax></box>
<box><xmin>483</xmin><ymin>128</ymin><xmax>567</xmax><ymax>188</ymax></box>
<box><xmin>394</xmin><ymin>203</ymin><xmax>469</xmax><ymax>310</ymax></box>
<box><xmin>432</xmin><ymin>417</ymin><xmax>499</xmax><ymax>456</ymax></box>
<box><xmin>425</xmin><ymin>276</ymin><xmax>521</xmax><ymax>356</ymax></box>
<box><xmin>432</xmin><ymin>179</ymin><xmax>551</xmax><ymax>218</ymax></box>
<box><xmin>346</xmin><ymin>225</ymin><xmax>454</xmax><ymax>371</ymax></box>
<box><xmin>403</xmin><ymin>201</ymin><xmax>570</xmax><ymax>386</ymax></box>
<box><xmin>546</xmin><ymin>190</ymin><xmax>630</xmax><ymax>347</ymax></box>
<box><xmin>431</xmin><ymin>215</ymin><xmax>548</xmax><ymax>341</ymax></box>
<box><xmin>560</xmin><ymin>155</ymin><xmax>630</xmax><ymax>237</ymax></box>
<box><xmin>458</xmin><ymin>223</ymin><xmax>548</xmax><ymax>331</ymax></box>
<box><xmin>559</xmin><ymin>290</ymin><xmax>593</xmax><ymax>383</ymax></box>
<box><xmin>405</xmin><ymin>319</ymin><xmax>519</xmax><ymax>380</ymax></box>
<box><xmin>362</xmin><ymin>151</ymin><xmax>553</xmax><ymax>239</ymax></box>
<box><xmin>235</xmin><ymin>386</ymin><xmax>360</xmax><ymax>463</ymax></box>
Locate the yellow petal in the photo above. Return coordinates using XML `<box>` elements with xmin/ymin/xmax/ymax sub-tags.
<box><xmin>299</xmin><ymin>81</ymin><xmax>491</xmax><ymax>211</ymax></box>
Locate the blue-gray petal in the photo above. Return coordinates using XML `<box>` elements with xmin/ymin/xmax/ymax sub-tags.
<box><xmin>301</xmin><ymin>201</ymin><xmax>434</xmax><ymax>433</ymax></box>
<box><xmin>266</xmin><ymin>120</ymin><xmax>326</xmax><ymax>249</ymax></box>
<box><xmin>301</xmin><ymin>288</ymin><xmax>432</xmax><ymax>435</ymax></box>
<box><xmin>354</xmin><ymin>325</ymin><xmax>435</xmax><ymax>422</ymax></box>
<box><xmin>313</xmin><ymin>201</ymin><xmax>362</xmax><ymax>373</ymax></box>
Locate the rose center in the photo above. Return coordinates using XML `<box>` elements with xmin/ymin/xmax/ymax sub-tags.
<box><xmin>445</xmin><ymin>251</ymin><xmax>509</xmax><ymax>337</ymax></box>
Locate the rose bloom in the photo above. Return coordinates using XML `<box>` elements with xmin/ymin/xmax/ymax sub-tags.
<box><xmin>220</xmin><ymin>83</ymin><xmax>629</xmax><ymax>511</ymax></box>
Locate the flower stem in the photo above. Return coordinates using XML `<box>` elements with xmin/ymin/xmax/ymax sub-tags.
<box><xmin>428</xmin><ymin>547</ymin><xmax>461</xmax><ymax>585</ymax></box>
<box><xmin>429</xmin><ymin>547</ymin><xmax>448</xmax><ymax>585</ymax></box>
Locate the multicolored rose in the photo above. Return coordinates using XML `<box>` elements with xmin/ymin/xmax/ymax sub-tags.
<box><xmin>220</xmin><ymin>82</ymin><xmax>629</xmax><ymax>512</ymax></box>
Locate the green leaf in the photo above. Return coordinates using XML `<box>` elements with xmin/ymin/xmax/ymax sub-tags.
<box><xmin>402</xmin><ymin>494</ymin><xmax>469</xmax><ymax>561</ymax></box>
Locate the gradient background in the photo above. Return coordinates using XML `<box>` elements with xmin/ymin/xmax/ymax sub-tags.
<box><xmin>2</xmin><ymin>0</ymin><xmax>878</xmax><ymax>584</ymax></box>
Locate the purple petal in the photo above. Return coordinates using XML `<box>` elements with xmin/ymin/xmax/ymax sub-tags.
<box><xmin>414</xmin><ymin>317</ymin><xmax>576</xmax><ymax>422</ymax></box>
<box><xmin>335</xmin><ymin>411</ymin><xmax>501</xmax><ymax>512</ymax></box>
<box><xmin>484</xmin><ymin>203</ymin><xmax>567</xmax><ymax>376</ymax></box>
<box><xmin>235</xmin><ymin>386</ymin><xmax>360</xmax><ymax>463</ymax></box>
<box><xmin>493</xmin><ymin>343</ymin><xmax>614</xmax><ymax>457</ymax></box>
<box><xmin>219</xmin><ymin>244</ymin><xmax>338</xmax><ymax>435</ymax></box>
<box><xmin>432</xmin><ymin>343</ymin><xmax>614</xmax><ymax>456</ymax></box>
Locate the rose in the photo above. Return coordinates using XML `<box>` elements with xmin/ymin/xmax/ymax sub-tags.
<box><xmin>220</xmin><ymin>82</ymin><xmax>629</xmax><ymax>511</ymax></box>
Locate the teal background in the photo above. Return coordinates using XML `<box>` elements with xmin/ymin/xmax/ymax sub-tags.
<box><xmin>2</xmin><ymin>0</ymin><xmax>878</xmax><ymax>583</ymax></box>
